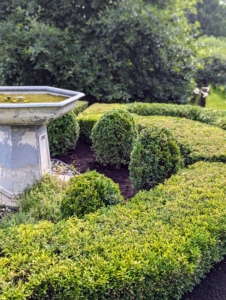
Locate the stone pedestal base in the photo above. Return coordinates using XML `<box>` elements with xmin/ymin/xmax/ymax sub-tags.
<box><xmin>0</xmin><ymin>125</ymin><xmax>51</xmax><ymax>205</ymax></box>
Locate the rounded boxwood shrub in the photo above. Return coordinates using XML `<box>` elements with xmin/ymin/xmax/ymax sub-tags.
<box><xmin>91</xmin><ymin>109</ymin><xmax>137</xmax><ymax>167</ymax></box>
<box><xmin>129</xmin><ymin>126</ymin><xmax>183</xmax><ymax>190</ymax></box>
<box><xmin>61</xmin><ymin>170</ymin><xmax>123</xmax><ymax>218</ymax></box>
<box><xmin>47</xmin><ymin>111</ymin><xmax>80</xmax><ymax>156</ymax></box>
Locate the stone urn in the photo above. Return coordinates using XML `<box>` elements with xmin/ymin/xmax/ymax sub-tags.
<box><xmin>0</xmin><ymin>86</ymin><xmax>84</xmax><ymax>206</ymax></box>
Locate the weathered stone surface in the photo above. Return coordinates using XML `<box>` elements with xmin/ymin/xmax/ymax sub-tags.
<box><xmin>0</xmin><ymin>86</ymin><xmax>84</xmax><ymax>204</ymax></box>
<box><xmin>0</xmin><ymin>125</ymin><xmax>51</xmax><ymax>197</ymax></box>
<box><xmin>0</xmin><ymin>86</ymin><xmax>85</xmax><ymax>125</ymax></box>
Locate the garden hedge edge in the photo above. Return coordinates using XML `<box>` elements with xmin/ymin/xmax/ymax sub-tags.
<box><xmin>1</xmin><ymin>162</ymin><xmax>226</xmax><ymax>299</ymax></box>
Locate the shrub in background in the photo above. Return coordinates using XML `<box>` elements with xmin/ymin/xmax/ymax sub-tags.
<box><xmin>77</xmin><ymin>113</ymin><xmax>102</xmax><ymax>143</ymax></box>
<box><xmin>91</xmin><ymin>109</ymin><xmax>137</xmax><ymax>167</ymax></box>
<box><xmin>61</xmin><ymin>170</ymin><xmax>123</xmax><ymax>219</ymax></box>
<box><xmin>129</xmin><ymin>126</ymin><xmax>183</xmax><ymax>190</ymax></box>
<box><xmin>77</xmin><ymin>103</ymin><xmax>124</xmax><ymax>142</ymax></box>
<box><xmin>0</xmin><ymin>0</ymin><xmax>197</xmax><ymax>103</ymax></box>
<box><xmin>72</xmin><ymin>100</ymin><xmax>89</xmax><ymax>116</ymax></box>
<box><xmin>195</xmin><ymin>36</ymin><xmax>226</xmax><ymax>88</ymax></box>
<box><xmin>77</xmin><ymin>102</ymin><xmax>226</xmax><ymax>138</ymax></box>
<box><xmin>47</xmin><ymin>111</ymin><xmax>80</xmax><ymax>156</ymax></box>
<box><xmin>0</xmin><ymin>211</ymin><xmax>36</xmax><ymax>229</ymax></box>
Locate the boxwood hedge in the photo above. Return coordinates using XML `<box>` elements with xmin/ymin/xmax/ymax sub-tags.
<box><xmin>126</xmin><ymin>102</ymin><xmax>226</xmax><ymax>127</ymax></box>
<box><xmin>77</xmin><ymin>102</ymin><xmax>226</xmax><ymax>133</ymax></box>
<box><xmin>72</xmin><ymin>100</ymin><xmax>89</xmax><ymax>116</ymax></box>
<box><xmin>136</xmin><ymin>115</ymin><xmax>226</xmax><ymax>165</ymax></box>
<box><xmin>1</xmin><ymin>162</ymin><xmax>226</xmax><ymax>299</ymax></box>
<box><xmin>61</xmin><ymin>170</ymin><xmax>123</xmax><ymax>218</ymax></box>
<box><xmin>129</xmin><ymin>126</ymin><xmax>183</xmax><ymax>189</ymax></box>
<box><xmin>91</xmin><ymin>109</ymin><xmax>137</xmax><ymax>167</ymax></box>
<box><xmin>47</xmin><ymin>111</ymin><xmax>80</xmax><ymax>156</ymax></box>
<box><xmin>77</xmin><ymin>103</ymin><xmax>124</xmax><ymax>142</ymax></box>
<box><xmin>77</xmin><ymin>103</ymin><xmax>226</xmax><ymax>165</ymax></box>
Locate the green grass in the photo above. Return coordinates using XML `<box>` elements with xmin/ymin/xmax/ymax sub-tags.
<box><xmin>206</xmin><ymin>88</ymin><xmax>226</xmax><ymax>110</ymax></box>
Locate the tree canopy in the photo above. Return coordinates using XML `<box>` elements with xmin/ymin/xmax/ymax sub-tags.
<box><xmin>195</xmin><ymin>36</ymin><xmax>226</xmax><ymax>87</ymax></box>
<box><xmin>189</xmin><ymin>0</ymin><xmax>226</xmax><ymax>37</ymax></box>
<box><xmin>0</xmin><ymin>0</ymin><xmax>198</xmax><ymax>103</ymax></box>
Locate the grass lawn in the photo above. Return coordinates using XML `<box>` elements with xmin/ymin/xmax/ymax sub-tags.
<box><xmin>206</xmin><ymin>88</ymin><xmax>226</xmax><ymax>110</ymax></box>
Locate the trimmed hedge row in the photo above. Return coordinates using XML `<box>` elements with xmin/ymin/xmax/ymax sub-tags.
<box><xmin>77</xmin><ymin>102</ymin><xmax>226</xmax><ymax>134</ymax></box>
<box><xmin>126</xmin><ymin>102</ymin><xmax>226</xmax><ymax>128</ymax></box>
<box><xmin>1</xmin><ymin>162</ymin><xmax>226</xmax><ymax>299</ymax></box>
<box><xmin>77</xmin><ymin>104</ymin><xmax>226</xmax><ymax>165</ymax></box>
<box><xmin>136</xmin><ymin>115</ymin><xmax>226</xmax><ymax>165</ymax></box>
<box><xmin>72</xmin><ymin>100</ymin><xmax>89</xmax><ymax>116</ymax></box>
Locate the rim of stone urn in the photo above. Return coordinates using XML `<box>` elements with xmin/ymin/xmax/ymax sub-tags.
<box><xmin>0</xmin><ymin>86</ymin><xmax>85</xmax><ymax>108</ymax></box>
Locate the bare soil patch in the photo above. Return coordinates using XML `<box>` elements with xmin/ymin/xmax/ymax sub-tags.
<box><xmin>56</xmin><ymin>140</ymin><xmax>136</xmax><ymax>200</ymax></box>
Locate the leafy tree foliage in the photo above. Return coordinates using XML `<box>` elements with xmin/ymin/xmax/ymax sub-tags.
<box><xmin>195</xmin><ymin>36</ymin><xmax>226</xmax><ymax>87</ymax></box>
<box><xmin>188</xmin><ymin>0</ymin><xmax>226</xmax><ymax>37</ymax></box>
<box><xmin>0</xmin><ymin>0</ymin><xmax>198</xmax><ymax>103</ymax></box>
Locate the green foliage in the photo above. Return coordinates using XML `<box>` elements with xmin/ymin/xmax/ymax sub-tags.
<box><xmin>0</xmin><ymin>0</ymin><xmax>198</xmax><ymax>103</ymax></box>
<box><xmin>77</xmin><ymin>113</ymin><xmax>102</xmax><ymax>143</ymax></box>
<box><xmin>127</xmin><ymin>102</ymin><xmax>217</xmax><ymax>121</ymax></box>
<box><xmin>195</xmin><ymin>36</ymin><xmax>226</xmax><ymax>87</ymax></box>
<box><xmin>77</xmin><ymin>102</ymin><xmax>226</xmax><ymax>165</ymax></box>
<box><xmin>19</xmin><ymin>175</ymin><xmax>66</xmax><ymax>221</ymax></box>
<box><xmin>129</xmin><ymin>127</ymin><xmax>183</xmax><ymax>190</ymax></box>
<box><xmin>188</xmin><ymin>0</ymin><xmax>226</xmax><ymax>37</ymax></box>
<box><xmin>72</xmin><ymin>100</ymin><xmax>89</xmax><ymax>116</ymax></box>
<box><xmin>136</xmin><ymin>115</ymin><xmax>226</xmax><ymax>165</ymax></box>
<box><xmin>79</xmin><ymin>103</ymin><xmax>125</xmax><ymax>115</ymax></box>
<box><xmin>197</xmin><ymin>35</ymin><xmax>226</xmax><ymax>61</ymax></box>
<box><xmin>126</xmin><ymin>102</ymin><xmax>226</xmax><ymax>126</ymax></box>
<box><xmin>47</xmin><ymin>111</ymin><xmax>80</xmax><ymax>157</ymax></box>
<box><xmin>0</xmin><ymin>211</ymin><xmax>36</xmax><ymax>229</ymax></box>
<box><xmin>78</xmin><ymin>102</ymin><xmax>226</xmax><ymax>137</ymax></box>
<box><xmin>77</xmin><ymin>104</ymin><xmax>124</xmax><ymax>142</ymax></box>
<box><xmin>0</xmin><ymin>175</ymin><xmax>67</xmax><ymax>228</ymax></box>
<box><xmin>61</xmin><ymin>171</ymin><xmax>123</xmax><ymax>219</ymax></box>
<box><xmin>91</xmin><ymin>109</ymin><xmax>137</xmax><ymax>167</ymax></box>
<box><xmin>1</xmin><ymin>162</ymin><xmax>226</xmax><ymax>299</ymax></box>
<box><xmin>0</xmin><ymin>19</ymin><xmax>69</xmax><ymax>86</ymax></box>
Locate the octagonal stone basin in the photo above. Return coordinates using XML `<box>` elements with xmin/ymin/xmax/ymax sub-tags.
<box><xmin>0</xmin><ymin>86</ymin><xmax>85</xmax><ymax>206</ymax></box>
<box><xmin>0</xmin><ymin>86</ymin><xmax>85</xmax><ymax>125</ymax></box>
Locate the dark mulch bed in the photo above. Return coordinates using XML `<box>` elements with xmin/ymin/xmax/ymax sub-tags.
<box><xmin>181</xmin><ymin>258</ymin><xmax>226</xmax><ymax>300</ymax></box>
<box><xmin>57</xmin><ymin>140</ymin><xmax>226</xmax><ymax>300</ymax></box>
<box><xmin>56</xmin><ymin>140</ymin><xmax>136</xmax><ymax>200</ymax></box>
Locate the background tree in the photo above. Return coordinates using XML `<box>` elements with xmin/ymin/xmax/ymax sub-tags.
<box><xmin>0</xmin><ymin>0</ymin><xmax>198</xmax><ymax>103</ymax></box>
<box><xmin>188</xmin><ymin>0</ymin><xmax>226</xmax><ymax>37</ymax></box>
<box><xmin>195</xmin><ymin>36</ymin><xmax>226</xmax><ymax>88</ymax></box>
